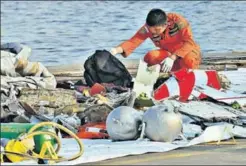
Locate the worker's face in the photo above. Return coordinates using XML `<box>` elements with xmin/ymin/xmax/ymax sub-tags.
<box><xmin>147</xmin><ymin>24</ymin><xmax>167</xmax><ymax>37</ymax></box>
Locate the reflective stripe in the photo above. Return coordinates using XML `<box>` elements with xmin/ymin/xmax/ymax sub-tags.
<box><xmin>193</xmin><ymin>70</ymin><xmax>208</xmax><ymax>86</ymax></box>
<box><xmin>165</xmin><ymin>77</ymin><xmax>180</xmax><ymax>98</ymax></box>
<box><xmin>189</xmin><ymin>70</ymin><xmax>208</xmax><ymax>98</ymax></box>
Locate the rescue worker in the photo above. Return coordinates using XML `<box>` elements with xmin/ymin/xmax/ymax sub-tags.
<box><xmin>110</xmin><ymin>9</ymin><xmax>201</xmax><ymax>73</ymax></box>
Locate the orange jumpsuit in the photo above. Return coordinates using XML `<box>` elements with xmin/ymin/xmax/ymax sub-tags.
<box><xmin>119</xmin><ymin>13</ymin><xmax>201</xmax><ymax>71</ymax></box>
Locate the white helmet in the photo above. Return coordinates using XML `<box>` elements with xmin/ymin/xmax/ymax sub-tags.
<box><xmin>143</xmin><ymin>104</ymin><xmax>182</xmax><ymax>142</ymax></box>
<box><xmin>106</xmin><ymin>106</ymin><xmax>144</xmax><ymax>141</ymax></box>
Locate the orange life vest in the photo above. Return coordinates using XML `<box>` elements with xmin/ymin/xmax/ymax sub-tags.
<box><xmin>76</xmin><ymin>122</ymin><xmax>109</xmax><ymax>139</ymax></box>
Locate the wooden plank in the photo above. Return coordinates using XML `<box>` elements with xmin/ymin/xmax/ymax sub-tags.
<box><xmin>202</xmin><ymin>60</ymin><xmax>246</xmax><ymax>65</ymax></box>
<box><xmin>202</xmin><ymin>52</ymin><xmax>246</xmax><ymax>59</ymax></box>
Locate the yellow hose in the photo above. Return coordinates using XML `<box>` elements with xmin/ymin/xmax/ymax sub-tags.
<box><xmin>3</xmin><ymin>122</ymin><xmax>84</xmax><ymax>163</ymax></box>
<box><xmin>27</xmin><ymin>121</ymin><xmax>84</xmax><ymax>162</ymax></box>
<box><xmin>28</xmin><ymin>122</ymin><xmax>84</xmax><ymax>161</ymax></box>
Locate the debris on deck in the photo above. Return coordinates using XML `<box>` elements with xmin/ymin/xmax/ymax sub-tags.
<box><xmin>1</xmin><ymin>44</ymin><xmax>246</xmax><ymax>165</ymax></box>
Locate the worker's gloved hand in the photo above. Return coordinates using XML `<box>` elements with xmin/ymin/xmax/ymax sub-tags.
<box><xmin>160</xmin><ymin>57</ymin><xmax>174</xmax><ymax>73</ymax></box>
<box><xmin>109</xmin><ymin>48</ymin><xmax>118</xmax><ymax>56</ymax></box>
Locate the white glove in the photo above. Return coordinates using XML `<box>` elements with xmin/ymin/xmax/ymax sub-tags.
<box><xmin>109</xmin><ymin>48</ymin><xmax>118</xmax><ymax>56</ymax></box>
<box><xmin>160</xmin><ymin>57</ymin><xmax>174</xmax><ymax>73</ymax></box>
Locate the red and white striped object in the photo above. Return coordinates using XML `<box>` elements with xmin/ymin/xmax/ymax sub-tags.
<box><xmin>153</xmin><ymin>68</ymin><xmax>222</xmax><ymax>102</ymax></box>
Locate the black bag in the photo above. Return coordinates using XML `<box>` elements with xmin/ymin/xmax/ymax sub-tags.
<box><xmin>84</xmin><ymin>50</ymin><xmax>132</xmax><ymax>87</ymax></box>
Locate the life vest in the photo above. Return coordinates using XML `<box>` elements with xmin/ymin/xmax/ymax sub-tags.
<box><xmin>153</xmin><ymin>68</ymin><xmax>222</xmax><ymax>102</ymax></box>
<box><xmin>76</xmin><ymin>122</ymin><xmax>108</xmax><ymax>139</ymax></box>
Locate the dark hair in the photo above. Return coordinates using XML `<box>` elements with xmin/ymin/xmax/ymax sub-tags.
<box><xmin>146</xmin><ymin>9</ymin><xmax>167</xmax><ymax>26</ymax></box>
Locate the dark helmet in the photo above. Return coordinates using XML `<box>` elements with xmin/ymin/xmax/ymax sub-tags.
<box><xmin>146</xmin><ymin>9</ymin><xmax>167</xmax><ymax>27</ymax></box>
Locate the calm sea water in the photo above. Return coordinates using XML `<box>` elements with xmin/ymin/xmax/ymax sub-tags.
<box><xmin>1</xmin><ymin>1</ymin><xmax>246</xmax><ymax>66</ymax></box>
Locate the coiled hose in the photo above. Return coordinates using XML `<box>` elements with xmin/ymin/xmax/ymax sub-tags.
<box><xmin>1</xmin><ymin>121</ymin><xmax>84</xmax><ymax>163</ymax></box>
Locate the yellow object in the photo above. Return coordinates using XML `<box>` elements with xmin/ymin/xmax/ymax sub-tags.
<box><xmin>95</xmin><ymin>94</ymin><xmax>109</xmax><ymax>103</ymax></box>
<box><xmin>2</xmin><ymin>122</ymin><xmax>84</xmax><ymax>163</ymax></box>
<box><xmin>39</xmin><ymin>141</ymin><xmax>58</xmax><ymax>161</ymax></box>
<box><xmin>5</xmin><ymin>140</ymin><xmax>30</xmax><ymax>162</ymax></box>
<box><xmin>20</xmin><ymin>137</ymin><xmax>35</xmax><ymax>150</ymax></box>
<box><xmin>4</xmin><ymin>131</ymin><xmax>60</xmax><ymax>163</ymax></box>
<box><xmin>0</xmin><ymin>153</ymin><xmax>3</xmax><ymax>163</ymax></box>
<box><xmin>82</xmin><ymin>89</ymin><xmax>90</xmax><ymax>97</ymax></box>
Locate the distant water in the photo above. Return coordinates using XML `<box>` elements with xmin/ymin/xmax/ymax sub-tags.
<box><xmin>1</xmin><ymin>1</ymin><xmax>246</xmax><ymax>66</ymax></box>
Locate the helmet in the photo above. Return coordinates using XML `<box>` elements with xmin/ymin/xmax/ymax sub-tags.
<box><xmin>143</xmin><ymin>105</ymin><xmax>182</xmax><ymax>142</ymax></box>
<box><xmin>106</xmin><ymin>106</ymin><xmax>144</xmax><ymax>141</ymax></box>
